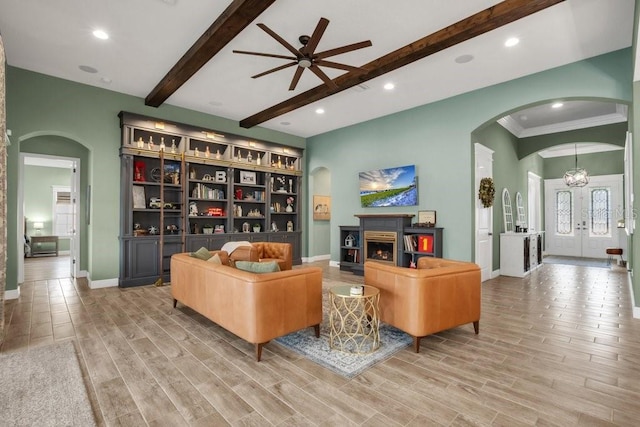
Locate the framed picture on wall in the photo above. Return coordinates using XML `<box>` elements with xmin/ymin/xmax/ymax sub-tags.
<box><xmin>313</xmin><ymin>195</ymin><xmax>331</xmax><ymax>220</ymax></box>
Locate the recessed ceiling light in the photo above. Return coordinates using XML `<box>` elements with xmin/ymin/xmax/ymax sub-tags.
<box><xmin>552</xmin><ymin>102</ymin><xmax>564</xmax><ymax>109</ymax></box>
<box><xmin>383</xmin><ymin>82</ymin><xmax>395</xmax><ymax>91</ymax></box>
<box><xmin>92</xmin><ymin>29</ymin><xmax>109</xmax><ymax>40</ymax></box>
<box><xmin>504</xmin><ymin>37</ymin><xmax>519</xmax><ymax>47</ymax></box>
<box><xmin>79</xmin><ymin>65</ymin><xmax>98</xmax><ymax>73</ymax></box>
<box><xmin>315</xmin><ymin>108</ymin><xmax>325</xmax><ymax>115</ymax></box>
<box><xmin>455</xmin><ymin>54</ymin><xmax>474</xmax><ymax>64</ymax></box>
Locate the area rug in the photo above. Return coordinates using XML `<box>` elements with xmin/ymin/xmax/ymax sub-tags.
<box><xmin>0</xmin><ymin>340</ymin><xmax>96</xmax><ymax>426</ymax></box>
<box><xmin>275</xmin><ymin>323</ymin><xmax>412</xmax><ymax>378</ymax></box>
<box><xmin>274</xmin><ymin>279</ymin><xmax>412</xmax><ymax>378</ymax></box>
<box><xmin>543</xmin><ymin>255</ymin><xmax>610</xmax><ymax>268</ymax></box>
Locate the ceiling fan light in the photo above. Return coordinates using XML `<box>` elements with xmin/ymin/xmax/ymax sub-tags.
<box><xmin>298</xmin><ymin>58</ymin><xmax>312</xmax><ymax>68</ymax></box>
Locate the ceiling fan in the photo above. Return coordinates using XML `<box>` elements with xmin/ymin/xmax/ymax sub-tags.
<box><xmin>233</xmin><ymin>17</ymin><xmax>372</xmax><ymax>91</ymax></box>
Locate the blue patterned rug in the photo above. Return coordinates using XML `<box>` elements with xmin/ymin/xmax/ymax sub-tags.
<box><xmin>274</xmin><ymin>323</ymin><xmax>412</xmax><ymax>378</ymax></box>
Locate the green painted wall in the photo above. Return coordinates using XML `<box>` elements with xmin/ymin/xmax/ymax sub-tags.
<box><xmin>307</xmin><ymin>49</ymin><xmax>632</xmax><ymax>271</ymax></box>
<box><xmin>310</xmin><ymin>167</ymin><xmax>331</xmax><ymax>256</ymax></box>
<box><xmin>5</xmin><ymin>67</ymin><xmax>305</xmax><ymax>290</ymax></box>
<box><xmin>544</xmin><ymin>150</ymin><xmax>624</xmax><ymax>178</ymax></box>
<box><xmin>24</xmin><ymin>165</ymin><xmax>71</xmax><ymax>252</ymax></box>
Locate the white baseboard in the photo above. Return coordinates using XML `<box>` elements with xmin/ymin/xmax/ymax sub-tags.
<box><xmin>329</xmin><ymin>260</ymin><xmax>340</xmax><ymax>268</ymax></box>
<box><xmin>89</xmin><ymin>277</ymin><xmax>118</xmax><ymax>289</ymax></box>
<box><xmin>4</xmin><ymin>288</ymin><xmax>20</xmax><ymax>300</ymax></box>
<box><xmin>302</xmin><ymin>254</ymin><xmax>331</xmax><ymax>263</ymax></box>
<box><xmin>491</xmin><ymin>269</ymin><xmax>500</xmax><ymax>279</ymax></box>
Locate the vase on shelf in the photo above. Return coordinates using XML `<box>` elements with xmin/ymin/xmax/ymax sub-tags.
<box><xmin>285</xmin><ymin>204</ymin><xmax>293</xmax><ymax>213</ymax></box>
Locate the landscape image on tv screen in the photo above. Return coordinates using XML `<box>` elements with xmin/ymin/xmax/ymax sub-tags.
<box><xmin>359</xmin><ymin>164</ymin><xmax>418</xmax><ymax>207</ymax></box>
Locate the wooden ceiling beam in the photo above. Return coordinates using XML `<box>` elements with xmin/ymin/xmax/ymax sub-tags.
<box><xmin>145</xmin><ymin>0</ymin><xmax>276</xmax><ymax>107</ymax></box>
<box><xmin>239</xmin><ymin>0</ymin><xmax>565</xmax><ymax>129</ymax></box>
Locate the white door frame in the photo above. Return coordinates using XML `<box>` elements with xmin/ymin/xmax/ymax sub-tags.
<box><xmin>18</xmin><ymin>153</ymin><xmax>81</xmax><ymax>283</ymax></box>
<box><xmin>475</xmin><ymin>143</ymin><xmax>494</xmax><ymax>281</ymax></box>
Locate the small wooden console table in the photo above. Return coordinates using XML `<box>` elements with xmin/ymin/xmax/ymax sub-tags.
<box><xmin>30</xmin><ymin>235</ymin><xmax>59</xmax><ymax>257</ymax></box>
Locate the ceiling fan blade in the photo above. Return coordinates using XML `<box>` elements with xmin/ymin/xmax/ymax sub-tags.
<box><xmin>251</xmin><ymin>62</ymin><xmax>298</xmax><ymax>79</ymax></box>
<box><xmin>302</xmin><ymin>17</ymin><xmax>329</xmax><ymax>55</ymax></box>
<box><xmin>257</xmin><ymin>23</ymin><xmax>301</xmax><ymax>57</ymax></box>
<box><xmin>233</xmin><ymin>50</ymin><xmax>297</xmax><ymax>61</ymax></box>
<box><xmin>288</xmin><ymin>66</ymin><xmax>305</xmax><ymax>91</ymax></box>
<box><xmin>309</xmin><ymin>65</ymin><xmax>338</xmax><ymax>90</ymax></box>
<box><xmin>315</xmin><ymin>59</ymin><xmax>363</xmax><ymax>73</ymax></box>
<box><xmin>315</xmin><ymin>40</ymin><xmax>372</xmax><ymax>59</ymax></box>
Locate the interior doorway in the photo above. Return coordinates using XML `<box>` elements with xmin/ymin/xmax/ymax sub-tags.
<box><xmin>475</xmin><ymin>143</ymin><xmax>494</xmax><ymax>281</ymax></box>
<box><xmin>544</xmin><ymin>174</ymin><xmax>623</xmax><ymax>258</ymax></box>
<box><xmin>18</xmin><ymin>153</ymin><xmax>80</xmax><ymax>283</ymax></box>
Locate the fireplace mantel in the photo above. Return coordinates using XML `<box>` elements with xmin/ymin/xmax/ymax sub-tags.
<box><xmin>355</xmin><ymin>214</ymin><xmax>415</xmax><ymax>219</ymax></box>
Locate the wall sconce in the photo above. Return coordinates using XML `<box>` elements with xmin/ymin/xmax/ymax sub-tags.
<box><xmin>33</xmin><ymin>222</ymin><xmax>44</xmax><ymax>235</ymax></box>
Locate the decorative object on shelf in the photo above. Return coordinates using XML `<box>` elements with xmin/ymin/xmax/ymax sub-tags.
<box><xmin>235</xmin><ymin>188</ymin><xmax>243</xmax><ymax>200</ymax></box>
<box><xmin>478</xmin><ymin>177</ymin><xmax>495</xmax><ymax>208</ymax></box>
<box><xmin>205</xmin><ymin>146</ymin><xmax>210</xmax><ymax>158</ymax></box>
<box><xmin>256</xmin><ymin>154</ymin><xmax>261</xmax><ymax>165</ymax></box>
<box><xmin>247</xmin><ymin>151</ymin><xmax>253</xmax><ymax>163</ymax></box>
<box><xmin>271</xmin><ymin>221</ymin><xmax>278</xmax><ymax>232</ymax></box>
<box><xmin>189</xmin><ymin>167</ymin><xmax>196</xmax><ymax>179</ymax></box>
<box><xmin>149</xmin><ymin>197</ymin><xmax>162</xmax><ymax>209</ymax></box>
<box><xmin>287</xmin><ymin>220</ymin><xmax>294</xmax><ymax>232</ymax></box>
<box><xmin>277</xmin><ymin>156</ymin><xmax>282</xmax><ymax>169</ymax></box>
<box><xmin>203</xmin><ymin>225</ymin><xmax>213</xmax><ymax>234</ymax></box>
<box><xmin>417</xmin><ymin>210</ymin><xmax>436</xmax><ymax>227</ymax></box>
<box><xmin>313</xmin><ymin>195</ymin><xmax>331</xmax><ymax>221</ymax></box>
<box><xmin>253</xmin><ymin>223</ymin><xmax>261</xmax><ymax>233</ymax></box>
<box><xmin>148</xmin><ymin>136</ymin><xmax>154</xmax><ymax>150</ymax></box>
<box><xmin>137</xmin><ymin>137</ymin><xmax>144</xmax><ymax>148</ymax></box>
<box><xmin>289</xmin><ymin>179</ymin><xmax>293</xmax><ymax>193</ymax></box>
<box><xmin>207</xmin><ymin>207</ymin><xmax>223</xmax><ymax>216</ymax></box>
<box><xmin>134</xmin><ymin>161</ymin><xmax>146</xmax><ymax>182</ymax></box>
<box><xmin>166</xmin><ymin>224</ymin><xmax>178</xmax><ymax>234</ymax></box>
<box><xmin>132</xmin><ymin>186</ymin><xmax>146</xmax><ymax>209</ymax></box>
<box><xmin>237</xmin><ymin>149</ymin><xmax>242</xmax><ymax>162</ymax></box>
<box><xmin>276</xmin><ymin>176</ymin><xmax>286</xmax><ymax>191</ymax></box>
<box><xmin>286</xmin><ymin>196</ymin><xmax>294</xmax><ymax>212</ymax></box>
<box><xmin>563</xmin><ymin>144</ymin><xmax>589</xmax><ymax>187</ymax></box>
<box><xmin>240</xmin><ymin>171</ymin><xmax>256</xmax><ymax>184</ymax></box>
<box><xmin>148</xmin><ymin>225</ymin><xmax>159</xmax><ymax>235</ymax></box>
<box><xmin>195</xmin><ymin>147</ymin><xmax>200</xmax><ymax>157</ymax></box>
<box><xmin>189</xmin><ymin>202</ymin><xmax>198</xmax><ymax>216</ymax></box>
<box><xmin>215</xmin><ymin>171</ymin><xmax>226</xmax><ymax>182</ymax></box>
<box><xmin>215</xmin><ymin>149</ymin><xmax>221</xmax><ymax>160</ymax></box>
<box><xmin>159</xmin><ymin>137</ymin><xmax>166</xmax><ymax>151</ymax></box>
<box><xmin>170</xmin><ymin>139</ymin><xmax>176</xmax><ymax>153</ymax></box>
<box><xmin>242</xmin><ymin>222</ymin><xmax>250</xmax><ymax>233</ymax></box>
<box><xmin>214</xmin><ymin>225</ymin><xmax>225</xmax><ymax>233</ymax></box>
<box><xmin>345</xmin><ymin>233</ymin><xmax>356</xmax><ymax>247</ymax></box>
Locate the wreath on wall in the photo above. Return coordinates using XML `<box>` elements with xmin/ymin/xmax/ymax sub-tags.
<box><xmin>478</xmin><ymin>177</ymin><xmax>495</xmax><ymax>208</ymax></box>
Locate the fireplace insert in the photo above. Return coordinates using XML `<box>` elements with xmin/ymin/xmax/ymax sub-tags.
<box><xmin>364</xmin><ymin>231</ymin><xmax>397</xmax><ymax>265</ymax></box>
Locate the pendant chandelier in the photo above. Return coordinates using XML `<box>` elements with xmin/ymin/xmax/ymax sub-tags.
<box><xmin>563</xmin><ymin>144</ymin><xmax>589</xmax><ymax>187</ymax></box>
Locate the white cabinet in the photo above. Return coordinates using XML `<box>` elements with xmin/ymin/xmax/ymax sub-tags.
<box><xmin>500</xmin><ymin>232</ymin><xmax>543</xmax><ymax>277</ymax></box>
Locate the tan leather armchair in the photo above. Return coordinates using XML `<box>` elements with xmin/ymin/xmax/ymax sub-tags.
<box><xmin>364</xmin><ymin>257</ymin><xmax>481</xmax><ymax>352</ymax></box>
<box><xmin>251</xmin><ymin>242</ymin><xmax>293</xmax><ymax>271</ymax></box>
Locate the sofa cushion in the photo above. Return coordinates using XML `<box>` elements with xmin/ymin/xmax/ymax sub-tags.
<box><xmin>207</xmin><ymin>253</ymin><xmax>222</xmax><ymax>264</ymax></box>
<box><xmin>190</xmin><ymin>246</ymin><xmax>212</xmax><ymax>261</ymax></box>
<box><xmin>235</xmin><ymin>260</ymin><xmax>281</xmax><ymax>273</ymax></box>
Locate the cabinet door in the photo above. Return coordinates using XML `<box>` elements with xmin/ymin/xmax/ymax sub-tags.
<box><xmin>129</xmin><ymin>239</ymin><xmax>159</xmax><ymax>278</ymax></box>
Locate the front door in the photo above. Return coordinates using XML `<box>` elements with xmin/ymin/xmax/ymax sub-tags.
<box><xmin>544</xmin><ymin>175</ymin><xmax>622</xmax><ymax>258</ymax></box>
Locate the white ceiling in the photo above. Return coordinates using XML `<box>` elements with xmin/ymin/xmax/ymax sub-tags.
<box><xmin>0</xmin><ymin>0</ymin><xmax>634</xmax><ymax>139</ymax></box>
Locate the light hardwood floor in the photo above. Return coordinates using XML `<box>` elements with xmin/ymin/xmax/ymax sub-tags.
<box><xmin>2</xmin><ymin>257</ymin><xmax>640</xmax><ymax>426</ymax></box>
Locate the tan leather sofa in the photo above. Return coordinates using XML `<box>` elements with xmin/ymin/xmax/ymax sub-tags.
<box><xmin>171</xmin><ymin>251</ymin><xmax>322</xmax><ymax>361</ymax></box>
<box><xmin>364</xmin><ymin>257</ymin><xmax>481</xmax><ymax>352</ymax></box>
<box><xmin>226</xmin><ymin>242</ymin><xmax>293</xmax><ymax>271</ymax></box>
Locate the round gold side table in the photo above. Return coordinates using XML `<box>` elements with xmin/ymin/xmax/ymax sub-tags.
<box><xmin>329</xmin><ymin>285</ymin><xmax>380</xmax><ymax>354</ymax></box>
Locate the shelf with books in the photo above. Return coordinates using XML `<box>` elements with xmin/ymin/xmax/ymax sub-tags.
<box><xmin>402</xmin><ymin>227</ymin><xmax>443</xmax><ymax>266</ymax></box>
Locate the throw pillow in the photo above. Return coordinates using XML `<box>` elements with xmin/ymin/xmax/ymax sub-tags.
<box><xmin>235</xmin><ymin>261</ymin><xmax>281</xmax><ymax>273</ymax></box>
<box><xmin>207</xmin><ymin>253</ymin><xmax>222</xmax><ymax>264</ymax></box>
<box><xmin>190</xmin><ymin>246</ymin><xmax>212</xmax><ymax>261</ymax></box>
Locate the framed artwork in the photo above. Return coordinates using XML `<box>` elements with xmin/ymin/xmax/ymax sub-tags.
<box><xmin>417</xmin><ymin>210</ymin><xmax>436</xmax><ymax>226</ymax></box>
<box><xmin>240</xmin><ymin>171</ymin><xmax>256</xmax><ymax>184</ymax></box>
<box><xmin>313</xmin><ymin>195</ymin><xmax>331</xmax><ymax>220</ymax></box>
<box><xmin>132</xmin><ymin>185</ymin><xmax>146</xmax><ymax>209</ymax></box>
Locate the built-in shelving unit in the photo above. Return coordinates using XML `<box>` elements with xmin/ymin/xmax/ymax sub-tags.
<box><xmin>119</xmin><ymin>112</ymin><xmax>303</xmax><ymax>287</ymax></box>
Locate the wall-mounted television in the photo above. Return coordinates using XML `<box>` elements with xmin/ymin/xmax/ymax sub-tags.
<box><xmin>359</xmin><ymin>164</ymin><xmax>418</xmax><ymax>207</ymax></box>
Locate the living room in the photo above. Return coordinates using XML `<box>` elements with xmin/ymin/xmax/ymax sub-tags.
<box><xmin>1</xmin><ymin>1</ymin><xmax>640</xmax><ymax>425</ymax></box>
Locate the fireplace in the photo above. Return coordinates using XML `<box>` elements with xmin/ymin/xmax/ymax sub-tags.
<box><xmin>364</xmin><ymin>231</ymin><xmax>397</xmax><ymax>265</ymax></box>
